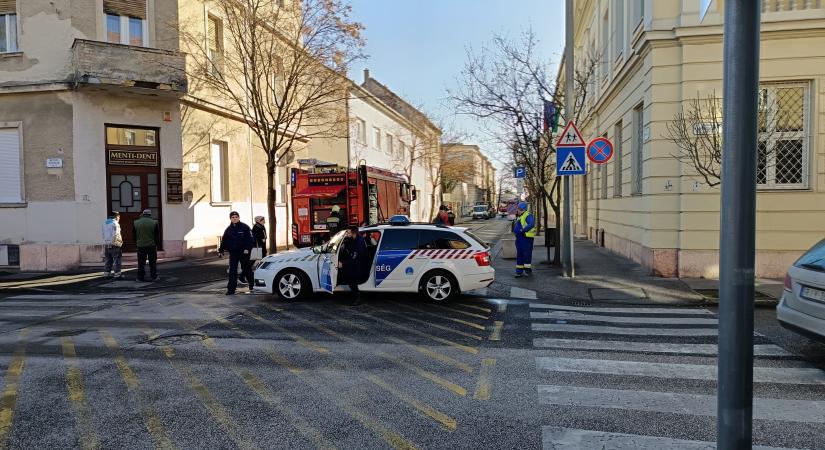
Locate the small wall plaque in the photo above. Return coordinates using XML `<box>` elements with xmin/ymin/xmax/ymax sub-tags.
<box><xmin>46</xmin><ymin>158</ymin><xmax>63</xmax><ymax>168</ymax></box>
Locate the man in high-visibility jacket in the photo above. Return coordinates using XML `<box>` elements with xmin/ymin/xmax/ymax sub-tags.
<box><xmin>513</xmin><ymin>202</ymin><xmax>536</xmax><ymax>277</ymax></box>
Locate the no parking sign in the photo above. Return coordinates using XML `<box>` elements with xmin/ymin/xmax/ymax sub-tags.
<box><xmin>587</xmin><ymin>137</ymin><xmax>614</xmax><ymax>165</ymax></box>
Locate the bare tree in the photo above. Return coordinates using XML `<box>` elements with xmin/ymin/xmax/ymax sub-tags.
<box><xmin>179</xmin><ymin>0</ymin><xmax>364</xmax><ymax>252</ymax></box>
<box><xmin>665</xmin><ymin>91</ymin><xmax>784</xmax><ymax>187</ymax></box>
<box><xmin>450</xmin><ymin>29</ymin><xmax>598</xmax><ymax>265</ymax></box>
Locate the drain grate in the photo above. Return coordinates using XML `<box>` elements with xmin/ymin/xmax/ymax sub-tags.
<box><xmin>45</xmin><ymin>329</ymin><xmax>87</xmax><ymax>337</ymax></box>
<box><xmin>148</xmin><ymin>332</ymin><xmax>207</xmax><ymax>346</ymax></box>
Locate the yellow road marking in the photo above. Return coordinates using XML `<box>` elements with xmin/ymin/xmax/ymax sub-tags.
<box><xmin>303</xmin><ymin>304</ymin><xmax>474</xmax><ymax>374</ymax></box>
<box><xmin>142</xmin><ymin>330</ymin><xmax>261</xmax><ymax>450</ymax></box>
<box><xmin>366</xmin><ymin>375</ymin><xmax>457</xmax><ymax>431</ymax></box>
<box><xmin>0</xmin><ymin>329</ymin><xmax>28</xmax><ymax>450</ymax></box>
<box><xmin>368</xmin><ymin>307</ymin><xmax>483</xmax><ymax>341</ymax></box>
<box><xmin>98</xmin><ymin>330</ymin><xmax>177</xmax><ymax>450</ymax></box>
<box><xmin>388</xmin><ymin>302</ymin><xmax>486</xmax><ymax>331</ymax></box>
<box><xmin>497</xmin><ymin>302</ymin><xmax>508</xmax><ymax>314</ymax></box>
<box><xmin>193</xmin><ymin>306</ymin><xmax>417</xmax><ymax>450</ymax></box>
<box><xmin>61</xmin><ymin>337</ymin><xmax>101</xmax><ymax>450</ymax></box>
<box><xmin>454</xmin><ymin>303</ymin><xmax>493</xmax><ymax>314</ymax></box>
<box><xmin>473</xmin><ymin>359</ymin><xmax>497</xmax><ymax>401</ymax></box>
<box><xmin>265</xmin><ymin>305</ymin><xmax>467</xmax><ymax>397</ymax></box>
<box><xmin>350</xmin><ymin>309</ymin><xmax>479</xmax><ymax>354</ymax></box>
<box><xmin>429</xmin><ymin>304</ymin><xmax>488</xmax><ymax>320</ymax></box>
<box><xmin>489</xmin><ymin>321</ymin><xmax>504</xmax><ymax>341</ymax></box>
<box><xmin>242</xmin><ymin>310</ymin><xmax>329</xmax><ymax>354</ymax></box>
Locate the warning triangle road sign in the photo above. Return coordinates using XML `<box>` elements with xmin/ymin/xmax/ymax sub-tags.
<box><xmin>555</xmin><ymin>121</ymin><xmax>586</xmax><ymax>147</ymax></box>
<box><xmin>562</xmin><ymin>152</ymin><xmax>583</xmax><ymax>172</ymax></box>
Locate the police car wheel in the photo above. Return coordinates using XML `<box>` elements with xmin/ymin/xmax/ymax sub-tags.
<box><xmin>420</xmin><ymin>271</ymin><xmax>458</xmax><ymax>303</ymax></box>
<box><xmin>276</xmin><ymin>270</ymin><xmax>306</xmax><ymax>300</ymax></box>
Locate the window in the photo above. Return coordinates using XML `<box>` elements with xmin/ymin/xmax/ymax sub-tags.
<box><xmin>613</xmin><ymin>121</ymin><xmax>623</xmax><ymax>197</ymax></box>
<box><xmin>355</xmin><ymin>118</ymin><xmax>366</xmax><ymax>144</ymax></box>
<box><xmin>632</xmin><ymin>104</ymin><xmax>644</xmax><ymax>195</ymax></box>
<box><xmin>106</xmin><ymin>127</ymin><xmax>156</xmax><ymax>147</ymax></box>
<box><xmin>418</xmin><ymin>230</ymin><xmax>471</xmax><ymax>250</ymax></box>
<box><xmin>385</xmin><ymin>134</ymin><xmax>393</xmax><ymax>155</ymax></box>
<box><xmin>601</xmin><ymin>11</ymin><xmax>609</xmax><ymax>80</ymax></box>
<box><xmin>757</xmin><ymin>82</ymin><xmax>810</xmax><ymax>190</ymax></box>
<box><xmin>271</xmin><ymin>56</ymin><xmax>283</xmax><ymax>102</ymax></box>
<box><xmin>207</xmin><ymin>15</ymin><xmax>224</xmax><ymax>77</ymax></box>
<box><xmin>398</xmin><ymin>141</ymin><xmax>406</xmax><ymax>160</ymax></box>
<box><xmin>612</xmin><ymin>0</ymin><xmax>624</xmax><ymax>61</ymax></box>
<box><xmin>0</xmin><ymin>125</ymin><xmax>22</xmax><ymax>203</ymax></box>
<box><xmin>0</xmin><ymin>9</ymin><xmax>18</xmax><ymax>53</ymax></box>
<box><xmin>103</xmin><ymin>0</ymin><xmax>147</xmax><ymax>47</ymax></box>
<box><xmin>379</xmin><ymin>229</ymin><xmax>419</xmax><ymax>251</ymax></box>
<box><xmin>373</xmin><ymin>127</ymin><xmax>382</xmax><ymax>150</ymax></box>
<box><xmin>211</xmin><ymin>141</ymin><xmax>229</xmax><ymax>202</ymax></box>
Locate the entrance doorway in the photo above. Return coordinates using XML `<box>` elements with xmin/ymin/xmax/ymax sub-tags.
<box><xmin>105</xmin><ymin>125</ymin><xmax>162</xmax><ymax>252</ymax></box>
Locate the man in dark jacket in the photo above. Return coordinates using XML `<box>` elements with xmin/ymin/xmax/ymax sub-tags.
<box><xmin>134</xmin><ymin>209</ymin><xmax>160</xmax><ymax>282</ymax></box>
<box><xmin>218</xmin><ymin>211</ymin><xmax>255</xmax><ymax>295</ymax></box>
<box><xmin>252</xmin><ymin>216</ymin><xmax>267</xmax><ymax>257</ymax></box>
<box><xmin>338</xmin><ymin>226</ymin><xmax>368</xmax><ymax>305</ymax></box>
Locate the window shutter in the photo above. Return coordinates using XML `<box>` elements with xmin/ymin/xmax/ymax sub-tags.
<box><xmin>103</xmin><ymin>0</ymin><xmax>146</xmax><ymax>19</ymax></box>
<box><xmin>0</xmin><ymin>128</ymin><xmax>22</xmax><ymax>203</ymax></box>
<box><xmin>0</xmin><ymin>1</ymin><xmax>15</xmax><ymax>14</ymax></box>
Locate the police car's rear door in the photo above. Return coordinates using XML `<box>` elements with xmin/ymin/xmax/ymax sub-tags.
<box><xmin>373</xmin><ymin>229</ymin><xmax>421</xmax><ymax>290</ymax></box>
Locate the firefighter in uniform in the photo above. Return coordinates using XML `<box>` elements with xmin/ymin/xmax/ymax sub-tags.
<box><xmin>326</xmin><ymin>205</ymin><xmax>343</xmax><ymax>239</ymax></box>
<box><xmin>513</xmin><ymin>202</ymin><xmax>536</xmax><ymax>277</ymax></box>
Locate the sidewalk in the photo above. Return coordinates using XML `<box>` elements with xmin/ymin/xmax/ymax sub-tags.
<box><xmin>493</xmin><ymin>236</ymin><xmax>723</xmax><ymax>306</ymax></box>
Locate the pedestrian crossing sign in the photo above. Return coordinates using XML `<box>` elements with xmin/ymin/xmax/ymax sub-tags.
<box><xmin>556</xmin><ymin>146</ymin><xmax>587</xmax><ymax>176</ymax></box>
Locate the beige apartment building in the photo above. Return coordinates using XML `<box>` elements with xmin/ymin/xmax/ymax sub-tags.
<box><xmin>564</xmin><ymin>0</ymin><xmax>825</xmax><ymax>278</ymax></box>
<box><xmin>441</xmin><ymin>143</ymin><xmax>496</xmax><ymax>217</ymax></box>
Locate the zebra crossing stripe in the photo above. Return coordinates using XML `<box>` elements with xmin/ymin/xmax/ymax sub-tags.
<box><xmin>541</xmin><ymin>427</ymin><xmax>796</xmax><ymax>450</ymax></box>
<box><xmin>529</xmin><ymin>303</ymin><xmax>711</xmax><ymax>315</ymax></box>
<box><xmin>530</xmin><ymin>311</ymin><xmax>718</xmax><ymax>325</ymax></box>
<box><xmin>537</xmin><ymin>385</ymin><xmax>825</xmax><ymax>423</ymax></box>
<box><xmin>531</xmin><ymin>323</ymin><xmax>719</xmax><ymax>336</ymax></box>
<box><xmin>536</xmin><ymin>357</ymin><xmax>825</xmax><ymax>385</ymax></box>
<box><xmin>532</xmin><ymin>339</ymin><xmax>792</xmax><ymax>357</ymax></box>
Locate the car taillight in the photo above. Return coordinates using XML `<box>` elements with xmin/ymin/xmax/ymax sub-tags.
<box><xmin>474</xmin><ymin>251</ymin><xmax>490</xmax><ymax>266</ymax></box>
<box><xmin>784</xmin><ymin>272</ymin><xmax>792</xmax><ymax>291</ymax></box>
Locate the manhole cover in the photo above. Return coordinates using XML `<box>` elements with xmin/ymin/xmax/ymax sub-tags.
<box><xmin>589</xmin><ymin>287</ymin><xmax>647</xmax><ymax>301</ymax></box>
<box><xmin>45</xmin><ymin>329</ymin><xmax>87</xmax><ymax>337</ymax></box>
<box><xmin>148</xmin><ymin>332</ymin><xmax>207</xmax><ymax>346</ymax></box>
<box><xmin>565</xmin><ymin>299</ymin><xmax>591</xmax><ymax>307</ymax></box>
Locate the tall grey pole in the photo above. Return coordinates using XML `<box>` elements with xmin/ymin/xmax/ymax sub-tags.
<box><xmin>561</xmin><ymin>0</ymin><xmax>575</xmax><ymax>277</ymax></box>
<box><xmin>717</xmin><ymin>0</ymin><xmax>760</xmax><ymax>448</ymax></box>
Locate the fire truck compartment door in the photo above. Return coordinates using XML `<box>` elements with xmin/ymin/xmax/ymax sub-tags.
<box><xmin>293</xmin><ymin>185</ymin><xmax>345</xmax><ymax>198</ymax></box>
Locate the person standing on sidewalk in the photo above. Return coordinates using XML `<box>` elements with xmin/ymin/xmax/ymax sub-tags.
<box><xmin>513</xmin><ymin>202</ymin><xmax>536</xmax><ymax>278</ymax></box>
<box><xmin>134</xmin><ymin>209</ymin><xmax>160</xmax><ymax>282</ymax></box>
<box><xmin>434</xmin><ymin>205</ymin><xmax>450</xmax><ymax>225</ymax></box>
<box><xmin>218</xmin><ymin>211</ymin><xmax>255</xmax><ymax>295</ymax></box>
<box><xmin>252</xmin><ymin>216</ymin><xmax>267</xmax><ymax>257</ymax></box>
<box><xmin>101</xmin><ymin>211</ymin><xmax>123</xmax><ymax>278</ymax></box>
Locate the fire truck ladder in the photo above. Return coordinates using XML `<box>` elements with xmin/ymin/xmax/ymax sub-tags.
<box><xmin>346</xmin><ymin>168</ymin><xmax>360</xmax><ymax>226</ymax></box>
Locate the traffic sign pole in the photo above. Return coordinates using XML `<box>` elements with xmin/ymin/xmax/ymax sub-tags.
<box><xmin>562</xmin><ymin>0</ymin><xmax>575</xmax><ymax>278</ymax></box>
<box><xmin>717</xmin><ymin>0</ymin><xmax>760</xmax><ymax>448</ymax></box>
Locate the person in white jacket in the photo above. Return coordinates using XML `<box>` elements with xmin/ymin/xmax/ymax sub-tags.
<box><xmin>101</xmin><ymin>211</ymin><xmax>124</xmax><ymax>278</ymax></box>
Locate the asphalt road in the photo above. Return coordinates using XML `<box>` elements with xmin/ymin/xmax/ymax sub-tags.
<box><xmin>0</xmin><ymin>217</ymin><xmax>822</xmax><ymax>449</ymax></box>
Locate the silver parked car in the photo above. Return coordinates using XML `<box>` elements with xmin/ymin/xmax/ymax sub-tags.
<box><xmin>777</xmin><ymin>238</ymin><xmax>825</xmax><ymax>342</ymax></box>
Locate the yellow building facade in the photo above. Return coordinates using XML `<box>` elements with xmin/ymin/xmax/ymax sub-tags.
<box><xmin>567</xmin><ymin>0</ymin><xmax>825</xmax><ymax>278</ymax></box>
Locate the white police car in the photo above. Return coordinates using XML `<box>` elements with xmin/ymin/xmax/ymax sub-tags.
<box><xmin>253</xmin><ymin>222</ymin><xmax>495</xmax><ymax>302</ymax></box>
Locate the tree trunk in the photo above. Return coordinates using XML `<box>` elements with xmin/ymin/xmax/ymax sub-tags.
<box><xmin>542</xmin><ymin>193</ymin><xmax>551</xmax><ymax>263</ymax></box>
<box><xmin>267</xmin><ymin>164</ymin><xmax>278</xmax><ymax>254</ymax></box>
<box><xmin>429</xmin><ymin>192</ymin><xmax>437</xmax><ymax>222</ymax></box>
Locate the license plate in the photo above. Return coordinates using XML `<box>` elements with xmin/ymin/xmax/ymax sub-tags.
<box><xmin>800</xmin><ymin>286</ymin><xmax>825</xmax><ymax>303</ymax></box>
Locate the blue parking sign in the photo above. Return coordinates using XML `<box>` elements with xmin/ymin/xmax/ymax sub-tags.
<box><xmin>514</xmin><ymin>166</ymin><xmax>526</xmax><ymax>178</ymax></box>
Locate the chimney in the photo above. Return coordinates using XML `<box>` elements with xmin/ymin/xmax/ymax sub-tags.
<box><xmin>363</xmin><ymin>68</ymin><xmax>370</xmax><ymax>84</ymax></box>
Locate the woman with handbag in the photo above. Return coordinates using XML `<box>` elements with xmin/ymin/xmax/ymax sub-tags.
<box><xmin>252</xmin><ymin>216</ymin><xmax>267</xmax><ymax>258</ymax></box>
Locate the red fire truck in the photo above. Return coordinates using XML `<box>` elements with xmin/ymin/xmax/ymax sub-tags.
<box><xmin>290</xmin><ymin>165</ymin><xmax>415</xmax><ymax>247</ymax></box>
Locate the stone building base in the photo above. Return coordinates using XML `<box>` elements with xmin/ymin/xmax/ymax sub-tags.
<box><xmin>19</xmin><ymin>241</ymin><xmax>186</xmax><ymax>272</ymax></box>
<box><xmin>595</xmin><ymin>231</ymin><xmax>801</xmax><ymax>279</ymax></box>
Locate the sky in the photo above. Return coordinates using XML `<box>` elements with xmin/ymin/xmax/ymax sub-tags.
<box><xmin>347</xmin><ymin>0</ymin><xmax>565</xmax><ymax>169</ymax></box>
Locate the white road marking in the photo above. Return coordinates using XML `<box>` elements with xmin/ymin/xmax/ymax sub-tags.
<box><xmin>542</xmin><ymin>427</ymin><xmax>795</xmax><ymax>450</ymax></box>
<box><xmin>532</xmin><ymin>323</ymin><xmax>719</xmax><ymax>336</ymax></box>
<box><xmin>532</xmin><ymin>338</ymin><xmax>792</xmax><ymax>357</ymax></box>
<box><xmin>530</xmin><ymin>311</ymin><xmax>718</xmax><ymax>325</ymax></box>
<box><xmin>529</xmin><ymin>303</ymin><xmax>711</xmax><ymax>315</ymax></box>
<box><xmin>538</xmin><ymin>385</ymin><xmax>825</xmax><ymax>423</ymax></box>
<box><xmin>536</xmin><ymin>357</ymin><xmax>825</xmax><ymax>385</ymax></box>
<box><xmin>510</xmin><ymin>287</ymin><xmax>537</xmax><ymax>300</ymax></box>
<box><xmin>6</xmin><ymin>294</ymin><xmax>142</xmax><ymax>300</ymax></box>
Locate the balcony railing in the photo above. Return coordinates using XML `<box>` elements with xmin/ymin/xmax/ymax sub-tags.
<box><xmin>762</xmin><ymin>0</ymin><xmax>823</xmax><ymax>12</ymax></box>
<box><xmin>71</xmin><ymin>39</ymin><xmax>187</xmax><ymax>94</ymax></box>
